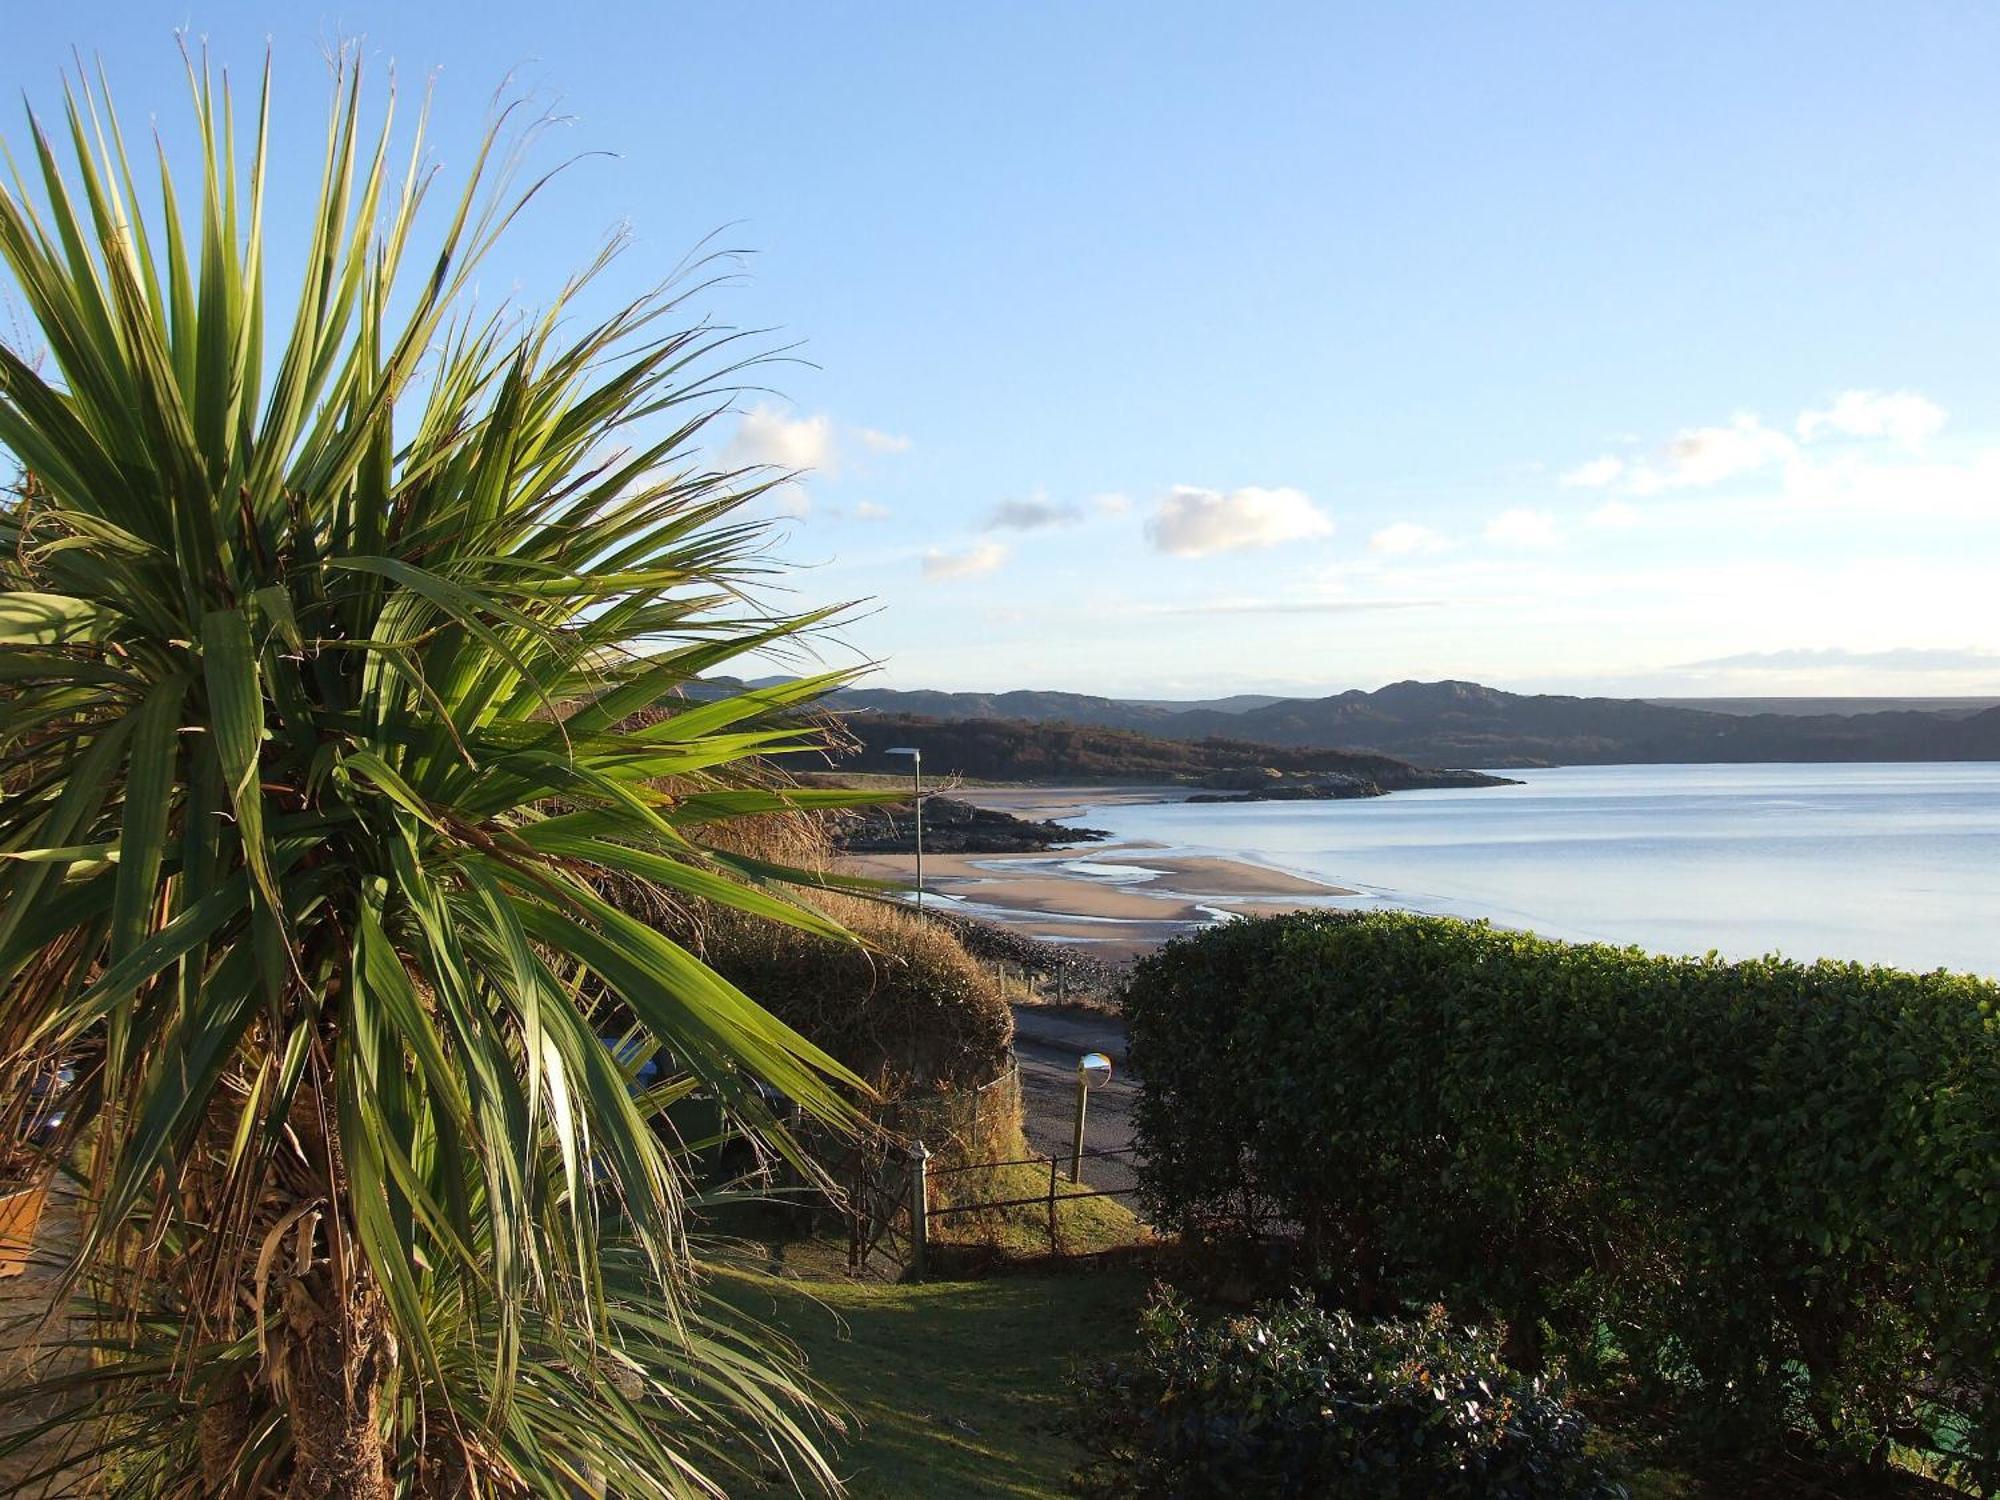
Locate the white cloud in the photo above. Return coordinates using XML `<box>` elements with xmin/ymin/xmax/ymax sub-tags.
<box><xmin>1561</xmin><ymin>456</ymin><xmax>1624</xmax><ymax>489</ymax></box>
<box><xmin>854</xmin><ymin>501</ymin><xmax>891</xmax><ymax>521</ymax></box>
<box><xmin>1797</xmin><ymin>390</ymin><xmax>1946</xmax><ymax>448</ymax></box>
<box><xmin>1484</xmin><ymin>508</ymin><xmax>1562</xmax><ymax>549</ymax></box>
<box><xmin>1146</xmin><ymin>485</ymin><xmax>1333</xmax><ymax>558</ymax></box>
<box><xmin>983</xmin><ymin>497</ymin><xmax>1081</xmax><ymax>531</ymax></box>
<box><xmin>1628</xmin><ymin>414</ymin><xmax>1795</xmax><ymax>493</ymax></box>
<box><xmin>724</xmin><ymin>403</ymin><xmax>835</xmax><ymax>474</ymax></box>
<box><xmin>856</xmin><ymin>426</ymin><xmax>913</xmax><ymax>454</ymax></box>
<box><xmin>1559</xmin><ymin>393</ymin><xmax>1984</xmax><ymax>523</ymax></box>
<box><xmin>1586</xmin><ymin>499</ymin><xmax>1641</xmax><ymax>529</ymax></box>
<box><xmin>1590</xmin><ymin>393</ymin><xmax>1948</xmax><ymax>508</ymax></box>
<box><xmin>1369</xmin><ymin>522</ymin><xmax>1451</xmax><ymax>556</ymax></box>
<box><xmin>1092</xmin><ymin>492</ymin><xmax>1133</xmax><ymax>516</ymax></box>
<box><xmin>922</xmin><ymin>541</ymin><xmax>1010</xmax><ymax>581</ymax></box>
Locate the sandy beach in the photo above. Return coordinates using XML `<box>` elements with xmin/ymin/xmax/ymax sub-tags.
<box><xmin>844</xmin><ymin>796</ymin><xmax>1356</xmax><ymax>959</ymax></box>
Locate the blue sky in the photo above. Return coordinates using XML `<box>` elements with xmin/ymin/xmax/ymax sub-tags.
<box><xmin>8</xmin><ymin>3</ymin><xmax>2000</xmax><ymax>698</ymax></box>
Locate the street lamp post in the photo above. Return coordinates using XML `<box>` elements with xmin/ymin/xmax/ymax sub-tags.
<box><xmin>1072</xmin><ymin>1052</ymin><xmax>1113</xmax><ymax>1184</ymax></box>
<box><xmin>886</xmin><ymin>746</ymin><xmax>923</xmax><ymax>919</ymax></box>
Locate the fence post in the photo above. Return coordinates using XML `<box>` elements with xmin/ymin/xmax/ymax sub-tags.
<box><xmin>847</xmin><ymin>1147</ymin><xmax>863</xmax><ymax>1272</ymax></box>
<box><xmin>1046</xmin><ymin>1155</ymin><xmax>1059</xmax><ymax>1257</ymax></box>
<box><xmin>908</xmin><ymin>1140</ymin><xmax>931</xmax><ymax>1279</ymax></box>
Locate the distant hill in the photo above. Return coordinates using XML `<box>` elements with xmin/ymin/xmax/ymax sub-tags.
<box><xmin>833</xmin><ymin>712</ymin><xmax>1510</xmax><ymax>790</ymax></box>
<box><xmin>1647</xmin><ymin>696</ymin><xmax>2000</xmax><ymax>719</ymax></box>
<box><xmin>827</xmin><ymin>680</ymin><xmax>2000</xmax><ymax>768</ymax></box>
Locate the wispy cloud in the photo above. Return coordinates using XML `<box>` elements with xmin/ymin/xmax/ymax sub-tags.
<box><xmin>1145</xmin><ymin>596</ymin><xmax>1441</xmax><ymax>617</ymax></box>
<box><xmin>856</xmin><ymin>426</ymin><xmax>913</xmax><ymax>453</ymax></box>
<box><xmin>982</xmin><ymin>497</ymin><xmax>1082</xmax><ymax>532</ymax></box>
<box><xmin>1677</xmin><ymin>645</ymin><xmax>1998</xmax><ymax>672</ymax></box>
<box><xmin>1092</xmin><ymin>492</ymin><xmax>1133</xmax><ymax>516</ymax></box>
<box><xmin>1797</xmin><ymin>390</ymin><xmax>1945</xmax><ymax>448</ymax></box>
<box><xmin>1369</xmin><ymin>522</ymin><xmax>1452</xmax><ymax>556</ymax></box>
<box><xmin>922</xmin><ymin>541</ymin><xmax>1010</xmax><ymax>581</ymax></box>
<box><xmin>1146</xmin><ymin>485</ymin><xmax>1333</xmax><ymax>557</ymax></box>
<box><xmin>1484</xmin><ymin>508</ymin><xmax>1562</xmax><ymax>548</ymax></box>
<box><xmin>1561</xmin><ymin>456</ymin><xmax>1624</xmax><ymax>489</ymax></box>
<box><xmin>853</xmin><ymin>501</ymin><xmax>891</xmax><ymax>521</ymax></box>
<box><xmin>1586</xmin><ymin>499</ymin><xmax>1640</xmax><ymax>528</ymax></box>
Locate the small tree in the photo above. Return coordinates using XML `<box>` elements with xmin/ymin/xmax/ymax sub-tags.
<box><xmin>0</xmin><ymin>50</ymin><xmax>873</xmax><ymax>1497</ymax></box>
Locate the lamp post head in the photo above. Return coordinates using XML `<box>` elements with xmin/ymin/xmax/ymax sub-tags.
<box><xmin>885</xmin><ymin>746</ymin><xmax>921</xmax><ymax>762</ymax></box>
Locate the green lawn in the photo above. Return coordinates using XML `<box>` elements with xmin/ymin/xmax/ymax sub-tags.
<box><xmin>709</xmin><ymin>1264</ymin><xmax>1149</xmax><ymax>1499</ymax></box>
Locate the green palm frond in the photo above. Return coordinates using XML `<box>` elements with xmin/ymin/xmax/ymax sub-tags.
<box><xmin>0</xmin><ymin>49</ymin><xmax>872</xmax><ymax>1497</ymax></box>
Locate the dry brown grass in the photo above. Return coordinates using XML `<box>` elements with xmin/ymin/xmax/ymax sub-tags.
<box><xmin>585</xmin><ymin>769</ymin><xmax>1026</xmax><ymax>1169</ymax></box>
<box><xmin>690</xmin><ymin>886</ymin><xmax>1013</xmax><ymax>1098</ymax></box>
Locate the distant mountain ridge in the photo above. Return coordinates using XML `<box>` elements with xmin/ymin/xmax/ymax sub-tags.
<box><xmin>1645</xmin><ymin>696</ymin><xmax>2000</xmax><ymax>719</ymax></box>
<box><xmin>823</xmin><ymin>679</ymin><xmax>2000</xmax><ymax>768</ymax></box>
<box><xmin>833</xmin><ymin>711</ymin><xmax>1512</xmax><ymax>789</ymax></box>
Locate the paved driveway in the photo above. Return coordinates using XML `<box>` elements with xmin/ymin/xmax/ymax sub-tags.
<box><xmin>1</xmin><ymin>1186</ymin><xmax>87</xmax><ymax>1496</ymax></box>
<box><xmin>1010</xmin><ymin>1006</ymin><xmax>1140</xmax><ymax>1202</ymax></box>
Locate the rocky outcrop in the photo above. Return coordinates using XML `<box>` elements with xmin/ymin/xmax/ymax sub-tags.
<box><xmin>932</xmin><ymin>910</ymin><xmax>1125</xmax><ymax>1004</ymax></box>
<box><xmin>1187</xmin><ymin>780</ymin><xmax>1376</xmax><ymax>804</ymax></box>
<box><xmin>835</xmin><ymin>796</ymin><xmax>1109</xmax><ymax>854</ymax></box>
<box><xmin>1193</xmin><ymin>767</ymin><xmax>1285</xmax><ymax>791</ymax></box>
<box><xmin>1186</xmin><ymin>765</ymin><xmax>1517</xmax><ymax>802</ymax></box>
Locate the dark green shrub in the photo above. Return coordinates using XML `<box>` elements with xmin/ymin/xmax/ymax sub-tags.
<box><xmin>1124</xmin><ymin>912</ymin><xmax>2000</xmax><ymax>1487</ymax></box>
<box><xmin>1068</xmin><ymin>1290</ymin><xmax>1627</xmax><ymax>1498</ymax></box>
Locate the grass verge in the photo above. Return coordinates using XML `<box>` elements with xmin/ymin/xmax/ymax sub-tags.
<box><xmin>710</xmin><ymin>1263</ymin><xmax>1149</xmax><ymax>1499</ymax></box>
<box><xmin>929</xmin><ymin>1159</ymin><xmax>1150</xmax><ymax>1261</ymax></box>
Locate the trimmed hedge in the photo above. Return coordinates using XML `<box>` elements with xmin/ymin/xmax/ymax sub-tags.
<box><xmin>1125</xmin><ymin>911</ymin><xmax>2000</xmax><ymax>1485</ymax></box>
<box><xmin>1068</xmin><ymin>1291</ymin><xmax>1626</xmax><ymax>1498</ymax></box>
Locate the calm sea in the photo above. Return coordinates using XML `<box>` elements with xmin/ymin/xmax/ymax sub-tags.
<box><xmin>1074</xmin><ymin>762</ymin><xmax>2000</xmax><ymax>977</ymax></box>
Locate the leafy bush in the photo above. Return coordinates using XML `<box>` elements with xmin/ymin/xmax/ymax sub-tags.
<box><xmin>1068</xmin><ymin>1290</ymin><xmax>1626</xmax><ymax>1498</ymax></box>
<box><xmin>1124</xmin><ymin>912</ymin><xmax>2000</xmax><ymax>1487</ymax></box>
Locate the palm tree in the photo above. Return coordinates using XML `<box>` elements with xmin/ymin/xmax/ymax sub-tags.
<box><xmin>0</xmin><ymin>50</ymin><xmax>880</xmax><ymax>1497</ymax></box>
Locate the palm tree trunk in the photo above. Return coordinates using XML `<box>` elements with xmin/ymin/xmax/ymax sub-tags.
<box><xmin>226</xmin><ymin>1062</ymin><xmax>399</xmax><ymax>1499</ymax></box>
<box><xmin>274</xmin><ymin>1266</ymin><xmax>397</xmax><ymax>1500</ymax></box>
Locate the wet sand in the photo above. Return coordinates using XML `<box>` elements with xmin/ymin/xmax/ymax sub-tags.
<box><xmin>843</xmin><ymin>839</ymin><xmax>1355</xmax><ymax>960</ymax></box>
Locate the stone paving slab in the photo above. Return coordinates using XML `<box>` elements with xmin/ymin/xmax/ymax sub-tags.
<box><xmin>0</xmin><ymin>1185</ymin><xmax>91</xmax><ymax>1497</ymax></box>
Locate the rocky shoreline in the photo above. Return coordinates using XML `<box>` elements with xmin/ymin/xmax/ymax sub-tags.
<box><xmin>834</xmin><ymin>796</ymin><xmax>1109</xmax><ymax>854</ymax></box>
